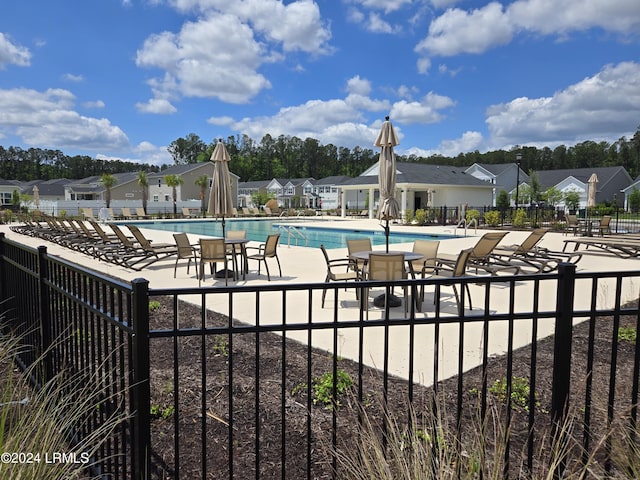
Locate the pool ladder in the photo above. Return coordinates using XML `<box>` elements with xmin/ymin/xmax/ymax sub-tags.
<box><xmin>278</xmin><ymin>225</ymin><xmax>308</xmax><ymax>247</ymax></box>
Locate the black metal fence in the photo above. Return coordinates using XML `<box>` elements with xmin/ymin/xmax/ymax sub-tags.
<box><xmin>1</xmin><ymin>232</ymin><xmax>640</xmax><ymax>479</ymax></box>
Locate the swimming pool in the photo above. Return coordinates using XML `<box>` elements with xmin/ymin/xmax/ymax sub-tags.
<box><xmin>126</xmin><ymin>219</ymin><xmax>454</xmax><ymax>249</ymax></box>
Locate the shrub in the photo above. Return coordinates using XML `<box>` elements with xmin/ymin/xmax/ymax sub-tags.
<box><xmin>404</xmin><ymin>209</ymin><xmax>413</xmax><ymax>224</ymax></box>
<box><xmin>465</xmin><ymin>209</ymin><xmax>480</xmax><ymax>224</ymax></box>
<box><xmin>265</xmin><ymin>198</ymin><xmax>279</xmax><ymax>210</ymax></box>
<box><xmin>512</xmin><ymin>208</ymin><xmax>528</xmax><ymax>228</ymax></box>
<box><xmin>312</xmin><ymin>369</ymin><xmax>353</xmax><ymax>409</ymax></box>
<box><xmin>484</xmin><ymin>210</ymin><xmax>500</xmax><ymax>227</ymax></box>
<box><xmin>414</xmin><ymin>209</ymin><xmax>427</xmax><ymax>225</ymax></box>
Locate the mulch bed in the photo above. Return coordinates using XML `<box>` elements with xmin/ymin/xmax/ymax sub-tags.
<box><xmin>145</xmin><ymin>297</ymin><xmax>639</xmax><ymax>479</ymax></box>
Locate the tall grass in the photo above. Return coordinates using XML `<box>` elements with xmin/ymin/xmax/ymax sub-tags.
<box><xmin>330</xmin><ymin>390</ymin><xmax>640</xmax><ymax>479</ymax></box>
<box><xmin>0</xmin><ymin>322</ymin><xmax>128</xmax><ymax>480</ymax></box>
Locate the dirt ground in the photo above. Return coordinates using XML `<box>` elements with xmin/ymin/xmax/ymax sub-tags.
<box><xmin>145</xmin><ymin>297</ymin><xmax>639</xmax><ymax>479</ymax></box>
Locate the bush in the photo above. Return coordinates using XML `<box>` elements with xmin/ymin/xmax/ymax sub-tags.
<box><xmin>465</xmin><ymin>209</ymin><xmax>480</xmax><ymax>224</ymax></box>
<box><xmin>484</xmin><ymin>210</ymin><xmax>501</xmax><ymax>227</ymax></box>
<box><xmin>414</xmin><ymin>209</ymin><xmax>427</xmax><ymax>225</ymax></box>
<box><xmin>512</xmin><ymin>208</ymin><xmax>528</xmax><ymax>227</ymax></box>
<box><xmin>404</xmin><ymin>209</ymin><xmax>413</xmax><ymax>224</ymax></box>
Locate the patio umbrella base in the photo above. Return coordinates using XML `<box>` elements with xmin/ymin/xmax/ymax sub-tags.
<box><xmin>373</xmin><ymin>293</ymin><xmax>402</xmax><ymax>308</ymax></box>
<box><xmin>215</xmin><ymin>269</ymin><xmax>235</xmax><ymax>279</ymax></box>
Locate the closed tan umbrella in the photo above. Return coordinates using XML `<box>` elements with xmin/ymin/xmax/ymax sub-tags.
<box><xmin>587</xmin><ymin>173</ymin><xmax>598</xmax><ymax>208</ymax></box>
<box><xmin>32</xmin><ymin>185</ymin><xmax>40</xmax><ymax>209</ymax></box>
<box><xmin>208</xmin><ymin>139</ymin><xmax>234</xmax><ymax>237</ymax></box>
<box><xmin>375</xmin><ymin>116</ymin><xmax>400</xmax><ymax>252</ymax></box>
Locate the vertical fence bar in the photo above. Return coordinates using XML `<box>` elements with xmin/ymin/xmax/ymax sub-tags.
<box><xmin>37</xmin><ymin>245</ymin><xmax>53</xmax><ymax>384</ymax></box>
<box><xmin>550</xmin><ymin>262</ymin><xmax>576</xmax><ymax>479</ymax></box>
<box><xmin>131</xmin><ymin>277</ymin><xmax>151</xmax><ymax>480</ymax></box>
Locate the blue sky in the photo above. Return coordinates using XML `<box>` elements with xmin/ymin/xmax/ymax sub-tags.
<box><xmin>0</xmin><ymin>0</ymin><xmax>639</xmax><ymax>166</ymax></box>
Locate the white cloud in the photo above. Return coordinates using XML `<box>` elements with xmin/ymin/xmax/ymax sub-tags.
<box><xmin>508</xmin><ymin>0</ymin><xmax>640</xmax><ymax>35</ymax></box>
<box><xmin>136</xmin><ymin>98</ymin><xmax>178</xmax><ymax>114</ymax></box>
<box><xmin>63</xmin><ymin>73</ymin><xmax>84</xmax><ymax>82</ymax></box>
<box><xmin>136</xmin><ymin>14</ymin><xmax>272</xmax><ymax>104</ymax></box>
<box><xmin>346</xmin><ymin>75</ymin><xmax>372</xmax><ymax>96</ymax></box>
<box><xmin>390</xmin><ymin>92</ymin><xmax>455</xmax><ymax>124</ymax></box>
<box><xmin>0</xmin><ymin>33</ymin><xmax>31</xmax><ymax>69</ymax></box>
<box><xmin>485</xmin><ymin>61</ymin><xmax>640</xmax><ymax>148</ymax></box>
<box><xmin>347</xmin><ymin>0</ymin><xmax>413</xmax><ymax>14</ymax></box>
<box><xmin>416</xmin><ymin>2</ymin><xmax>513</xmax><ymax>57</ymax></box>
<box><xmin>416</xmin><ymin>0</ymin><xmax>640</xmax><ymax>69</ymax></box>
<box><xmin>0</xmin><ymin>87</ymin><xmax>129</xmax><ymax>150</ymax></box>
<box><xmin>83</xmin><ymin>100</ymin><xmax>105</xmax><ymax>109</ymax></box>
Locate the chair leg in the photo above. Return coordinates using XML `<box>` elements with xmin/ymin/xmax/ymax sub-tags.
<box><xmin>174</xmin><ymin>257</ymin><xmax>179</xmax><ymax>278</ymax></box>
<box><xmin>264</xmin><ymin>260</ymin><xmax>271</xmax><ymax>281</ymax></box>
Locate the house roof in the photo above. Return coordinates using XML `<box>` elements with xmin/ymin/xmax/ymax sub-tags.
<box><xmin>341</xmin><ymin>162</ymin><xmax>494</xmax><ymax>188</ymax></box>
<box><xmin>316</xmin><ymin>175</ymin><xmax>352</xmax><ymax>185</ymax></box>
<box><xmin>535</xmin><ymin>166</ymin><xmax>631</xmax><ymax>190</ymax></box>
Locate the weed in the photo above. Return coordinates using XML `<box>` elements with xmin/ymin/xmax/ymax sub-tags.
<box><xmin>312</xmin><ymin>369</ymin><xmax>353</xmax><ymax>409</ymax></box>
<box><xmin>148</xmin><ymin>300</ymin><xmax>161</xmax><ymax>311</ymax></box>
<box><xmin>489</xmin><ymin>376</ymin><xmax>539</xmax><ymax>412</ymax></box>
<box><xmin>618</xmin><ymin>326</ymin><xmax>637</xmax><ymax>343</ymax></box>
<box><xmin>212</xmin><ymin>335</ymin><xmax>229</xmax><ymax>356</ymax></box>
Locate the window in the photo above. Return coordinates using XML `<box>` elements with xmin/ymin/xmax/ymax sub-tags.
<box><xmin>1</xmin><ymin>192</ymin><xmax>12</xmax><ymax>205</ymax></box>
<box><xmin>153</xmin><ymin>195</ymin><xmax>159</xmax><ymax>202</ymax></box>
<box><xmin>164</xmin><ymin>194</ymin><xmax>170</xmax><ymax>202</ymax></box>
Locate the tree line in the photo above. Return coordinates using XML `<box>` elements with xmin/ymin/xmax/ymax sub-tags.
<box><xmin>2</xmin><ymin>128</ymin><xmax>639</xmax><ymax>183</ymax></box>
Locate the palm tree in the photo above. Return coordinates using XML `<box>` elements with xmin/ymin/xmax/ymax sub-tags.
<box><xmin>164</xmin><ymin>174</ymin><xmax>184</xmax><ymax>216</ymax></box>
<box><xmin>194</xmin><ymin>174</ymin><xmax>210</xmax><ymax>217</ymax></box>
<box><xmin>137</xmin><ymin>171</ymin><xmax>149</xmax><ymax>214</ymax></box>
<box><xmin>100</xmin><ymin>174</ymin><xmax>117</xmax><ymax>208</ymax></box>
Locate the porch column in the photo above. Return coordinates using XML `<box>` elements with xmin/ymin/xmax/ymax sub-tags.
<box><xmin>401</xmin><ymin>189</ymin><xmax>407</xmax><ymax>221</ymax></box>
<box><xmin>368</xmin><ymin>187</ymin><xmax>375</xmax><ymax>218</ymax></box>
<box><xmin>341</xmin><ymin>189</ymin><xmax>346</xmax><ymax>218</ymax></box>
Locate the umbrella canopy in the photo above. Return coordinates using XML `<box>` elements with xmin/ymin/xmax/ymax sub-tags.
<box><xmin>375</xmin><ymin>117</ymin><xmax>400</xmax><ymax>253</ymax></box>
<box><xmin>375</xmin><ymin>117</ymin><xmax>400</xmax><ymax>222</ymax></box>
<box><xmin>32</xmin><ymin>185</ymin><xmax>40</xmax><ymax>209</ymax></box>
<box><xmin>587</xmin><ymin>173</ymin><xmax>598</xmax><ymax>208</ymax></box>
<box><xmin>208</xmin><ymin>139</ymin><xmax>234</xmax><ymax>235</ymax></box>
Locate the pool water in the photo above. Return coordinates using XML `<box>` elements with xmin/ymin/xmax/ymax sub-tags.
<box><xmin>126</xmin><ymin>219</ymin><xmax>454</xmax><ymax>249</ymax></box>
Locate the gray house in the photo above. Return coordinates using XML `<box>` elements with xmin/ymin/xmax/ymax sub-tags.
<box><xmin>338</xmin><ymin>161</ymin><xmax>496</xmax><ymax>218</ymax></box>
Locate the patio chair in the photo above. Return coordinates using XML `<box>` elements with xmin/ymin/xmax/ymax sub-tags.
<box><xmin>346</xmin><ymin>238</ymin><xmax>372</xmax><ymax>277</ymax></box>
<box><xmin>226</xmin><ymin>230</ymin><xmax>247</xmax><ymax>276</ymax></box>
<box><xmin>432</xmin><ymin>248</ymin><xmax>474</xmax><ymax>316</ymax></box>
<box><xmin>199</xmin><ymin>238</ymin><xmax>230</xmax><ymax>286</ymax></box>
<box><xmin>181</xmin><ymin>207</ymin><xmax>194</xmax><ymax>218</ymax></box>
<box><xmin>361</xmin><ymin>253</ymin><xmax>408</xmax><ymax>319</ymax></box>
<box><xmin>411</xmin><ymin>239</ymin><xmax>440</xmax><ymax>307</ymax></box>
<box><xmin>594</xmin><ymin>215</ymin><xmax>611</xmax><ymax>236</ymax></box>
<box><xmin>564</xmin><ymin>214</ymin><xmax>582</xmax><ymax>236</ymax></box>
<box><xmin>319</xmin><ymin>244</ymin><xmax>360</xmax><ymax>308</ymax></box>
<box><xmin>246</xmin><ymin>234</ymin><xmax>281</xmax><ymax>281</ymax></box>
<box><xmin>173</xmin><ymin>233</ymin><xmax>198</xmax><ymax>278</ymax></box>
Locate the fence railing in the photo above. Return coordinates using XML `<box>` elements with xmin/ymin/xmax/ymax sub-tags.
<box><xmin>1</xmin><ymin>233</ymin><xmax>639</xmax><ymax>479</ymax></box>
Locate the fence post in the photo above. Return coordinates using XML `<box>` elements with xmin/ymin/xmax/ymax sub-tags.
<box><xmin>131</xmin><ymin>277</ymin><xmax>151</xmax><ymax>480</ymax></box>
<box><xmin>37</xmin><ymin>245</ymin><xmax>53</xmax><ymax>384</ymax></box>
<box><xmin>550</xmin><ymin>262</ymin><xmax>576</xmax><ymax>478</ymax></box>
<box><xmin>0</xmin><ymin>232</ymin><xmax>4</xmax><ymax>310</ymax></box>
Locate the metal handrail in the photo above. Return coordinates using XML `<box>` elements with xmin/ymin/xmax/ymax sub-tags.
<box><xmin>278</xmin><ymin>225</ymin><xmax>308</xmax><ymax>246</ymax></box>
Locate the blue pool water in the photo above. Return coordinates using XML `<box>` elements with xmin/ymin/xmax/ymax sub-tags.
<box><xmin>126</xmin><ymin>219</ymin><xmax>454</xmax><ymax>249</ymax></box>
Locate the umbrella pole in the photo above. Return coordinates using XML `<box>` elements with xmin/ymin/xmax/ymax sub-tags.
<box><xmin>385</xmin><ymin>218</ymin><xmax>390</xmax><ymax>253</ymax></box>
<box><xmin>215</xmin><ymin>216</ymin><xmax>234</xmax><ymax>279</ymax></box>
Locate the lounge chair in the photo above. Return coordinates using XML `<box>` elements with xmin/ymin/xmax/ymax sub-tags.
<box><xmin>136</xmin><ymin>207</ymin><xmax>150</xmax><ymax>219</ymax></box>
<box><xmin>81</xmin><ymin>208</ymin><xmax>96</xmax><ymax>221</ymax></box>
<box><xmin>562</xmin><ymin>235</ymin><xmax>640</xmax><ymax>258</ymax></box>
<box><xmin>182</xmin><ymin>207</ymin><xmax>194</xmax><ymax>218</ymax></box>
<box><xmin>489</xmin><ymin>228</ymin><xmax>581</xmax><ymax>272</ymax></box>
<box><xmin>121</xmin><ymin>207</ymin><xmax>136</xmax><ymax>220</ymax></box>
<box><xmin>242</xmin><ymin>207</ymin><xmax>252</xmax><ymax>216</ymax></box>
<box><xmin>438</xmin><ymin>231</ymin><xmax>518</xmax><ymax>275</ymax></box>
<box><xmin>104</xmin><ymin>224</ymin><xmax>157</xmax><ymax>268</ymax></box>
<box><xmin>126</xmin><ymin>225</ymin><xmax>177</xmax><ymax>261</ymax></box>
<box><xmin>246</xmin><ymin>234</ymin><xmax>281</xmax><ymax>280</ymax></box>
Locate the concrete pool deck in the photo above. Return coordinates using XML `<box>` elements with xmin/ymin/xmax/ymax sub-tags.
<box><xmin>3</xmin><ymin>218</ymin><xmax>640</xmax><ymax>386</ymax></box>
